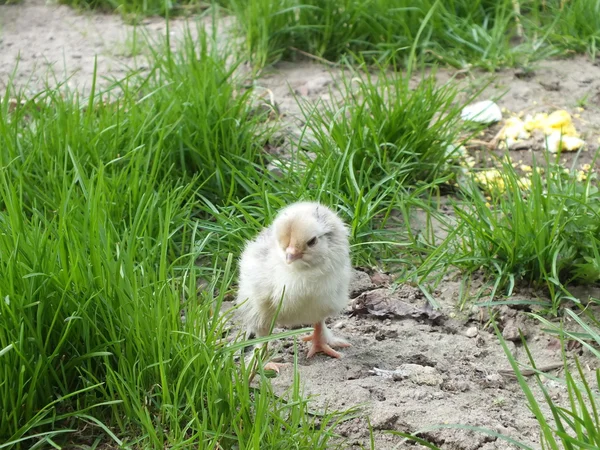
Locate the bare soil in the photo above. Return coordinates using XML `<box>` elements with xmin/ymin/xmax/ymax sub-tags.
<box><xmin>261</xmin><ymin>270</ymin><xmax>600</xmax><ymax>450</ymax></box>
<box><xmin>2</xmin><ymin>1</ymin><xmax>600</xmax><ymax>449</ymax></box>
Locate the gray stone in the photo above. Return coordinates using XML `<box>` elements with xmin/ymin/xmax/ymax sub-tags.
<box><xmin>465</xmin><ymin>326</ymin><xmax>479</xmax><ymax>338</ymax></box>
<box><xmin>349</xmin><ymin>269</ymin><xmax>374</xmax><ymax>298</ymax></box>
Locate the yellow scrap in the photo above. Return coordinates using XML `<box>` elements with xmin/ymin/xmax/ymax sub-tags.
<box><xmin>499</xmin><ymin>109</ymin><xmax>585</xmax><ymax>152</ymax></box>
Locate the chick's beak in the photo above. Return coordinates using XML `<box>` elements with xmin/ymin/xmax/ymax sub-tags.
<box><xmin>285</xmin><ymin>248</ymin><xmax>302</xmax><ymax>264</ymax></box>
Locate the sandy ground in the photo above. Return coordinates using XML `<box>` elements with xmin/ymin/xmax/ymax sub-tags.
<box><xmin>2</xmin><ymin>1</ymin><xmax>600</xmax><ymax>449</ymax></box>
<box><xmin>0</xmin><ymin>0</ymin><xmax>204</xmax><ymax>95</ymax></box>
<box><xmin>256</xmin><ymin>271</ymin><xmax>600</xmax><ymax>450</ymax></box>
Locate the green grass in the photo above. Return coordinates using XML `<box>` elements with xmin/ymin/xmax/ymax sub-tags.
<box><xmin>441</xmin><ymin>151</ymin><xmax>600</xmax><ymax>312</ymax></box>
<box><xmin>525</xmin><ymin>0</ymin><xmax>600</xmax><ymax>59</ymax></box>
<box><xmin>298</xmin><ymin>64</ymin><xmax>474</xmax><ymax>188</ymax></box>
<box><xmin>0</xmin><ymin>30</ymin><xmax>355</xmax><ymax>448</ymax></box>
<box><xmin>51</xmin><ymin>0</ymin><xmax>600</xmax><ymax>71</ymax></box>
<box><xmin>2</xmin><ymin>2</ymin><xmax>600</xmax><ymax>447</ymax></box>
<box><xmin>220</xmin><ymin>0</ymin><xmax>543</xmax><ymax>70</ymax></box>
<box><xmin>218</xmin><ymin>0</ymin><xmax>600</xmax><ymax>70</ymax></box>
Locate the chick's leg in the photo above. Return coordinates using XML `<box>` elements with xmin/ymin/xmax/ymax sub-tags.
<box><xmin>303</xmin><ymin>321</ymin><xmax>350</xmax><ymax>358</ymax></box>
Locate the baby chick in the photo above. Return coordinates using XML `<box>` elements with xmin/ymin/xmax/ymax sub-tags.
<box><xmin>237</xmin><ymin>201</ymin><xmax>352</xmax><ymax>370</ymax></box>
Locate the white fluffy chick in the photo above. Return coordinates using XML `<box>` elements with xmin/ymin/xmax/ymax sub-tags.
<box><xmin>237</xmin><ymin>201</ymin><xmax>351</xmax><ymax>370</ymax></box>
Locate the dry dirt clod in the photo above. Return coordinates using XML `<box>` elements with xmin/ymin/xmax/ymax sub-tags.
<box><xmin>484</xmin><ymin>373</ymin><xmax>506</xmax><ymax>388</ymax></box>
<box><xmin>514</xmin><ymin>68</ymin><xmax>535</xmax><ymax>79</ymax></box>
<box><xmin>370</xmin><ymin>271</ymin><xmax>392</xmax><ymax>287</ymax></box>
<box><xmin>465</xmin><ymin>326</ymin><xmax>479</xmax><ymax>338</ymax></box>
<box><xmin>349</xmin><ymin>269</ymin><xmax>374</xmax><ymax>298</ymax></box>
<box><xmin>374</xmin><ymin>364</ymin><xmax>444</xmax><ymax>386</ymax></box>
<box><xmin>375</xmin><ymin>329</ymin><xmax>398</xmax><ymax>341</ymax></box>
<box><xmin>502</xmin><ymin>323</ymin><xmax>521</xmax><ymax>341</ymax></box>
<box><xmin>441</xmin><ymin>377</ymin><xmax>471</xmax><ymax>392</ymax></box>
<box><xmin>498</xmin><ymin>305</ymin><xmax>518</xmax><ymax>321</ymax></box>
<box><xmin>351</xmin><ymin>287</ymin><xmax>443</xmax><ymax>323</ymax></box>
<box><xmin>403</xmin><ymin>364</ymin><xmax>444</xmax><ymax>386</ymax></box>
<box><xmin>371</xmin><ymin>411</ymin><xmax>404</xmax><ymax>431</ymax></box>
<box><xmin>540</xmin><ymin>80</ymin><xmax>561</xmax><ymax>91</ymax></box>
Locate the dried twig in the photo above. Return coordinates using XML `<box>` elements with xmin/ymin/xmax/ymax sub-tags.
<box><xmin>466</xmin><ymin>126</ymin><xmax>506</xmax><ymax>149</ymax></box>
<box><xmin>289</xmin><ymin>47</ymin><xmax>339</xmax><ymax>67</ymax></box>
<box><xmin>498</xmin><ymin>363</ymin><xmax>563</xmax><ymax>379</ymax></box>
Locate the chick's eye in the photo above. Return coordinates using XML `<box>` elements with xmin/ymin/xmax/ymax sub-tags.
<box><xmin>307</xmin><ymin>237</ymin><xmax>318</xmax><ymax>247</ymax></box>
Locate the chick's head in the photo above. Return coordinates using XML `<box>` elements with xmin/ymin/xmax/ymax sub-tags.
<box><xmin>273</xmin><ymin>202</ymin><xmax>348</xmax><ymax>269</ymax></box>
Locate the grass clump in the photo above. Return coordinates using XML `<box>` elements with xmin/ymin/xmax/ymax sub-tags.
<box><xmin>0</xmin><ymin>31</ymin><xmax>347</xmax><ymax>448</ymax></box>
<box><xmin>136</xmin><ymin>32</ymin><xmax>275</xmax><ymax>201</ymax></box>
<box><xmin>292</xmin><ymin>64</ymin><xmax>475</xmax><ymax>238</ymax></box>
<box><xmin>219</xmin><ymin>0</ymin><xmax>568</xmax><ymax>70</ymax></box>
<box><xmin>527</xmin><ymin>304</ymin><xmax>600</xmax><ymax>448</ymax></box>
<box><xmin>277</xmin><ymin>64</ymin><xmax>473</xmax><ymax>264</ymax></box>
<box><xmin>527</xmin><ymin>0</ymin><xmax>600</xmax><ymax>59</ymax></box>
<box><xmin>51</xmin><ymin>0</ymin><xmax>598</xmax><ymax>69</ymax></box>
<box><xmin>298</xmin><ymin>64</ymin><xmax>473</xmax><ymax>190</ymax></box>
<box><xmin>446</xmin><ymin>152</ymin><xmax>600</xmax><ymax>311</ymax></box>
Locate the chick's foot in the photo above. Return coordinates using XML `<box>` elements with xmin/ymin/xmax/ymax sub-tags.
<box><xmin>307</xmin><ymin>341</ymin><xmax>342</xmax><ymax>358</ymax></box>
<box><xmin>303</xmin><ymin>321</ymin><xmax>350</xmax><ymax>358</ymax></box>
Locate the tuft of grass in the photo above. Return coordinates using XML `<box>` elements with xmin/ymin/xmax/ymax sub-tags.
<box><xmin>0</xmin><ymin>29</ymin><xmax>352</xmax><ymax>448</ymax></box>
<box><xmin>297</xmin><ymin>63</ymin><xmax>476</xmax><ymax>194</ymax></box>
<box><xmin>219</xmin><ymin>0</ymin><xmax>560</xmax><ymax>70</ymax></box>
<box><xmin>52</xmin><ymin>0</ymin><xmax>596</xmax><ymax>68</ymax></box>
<box><xmin>293</xmin><ymin>63</ymin><xmax>477</xmax><ymax>260</ymax></box>
<box><xmin>500</xmin><ymin>317</ymin><xmax>600</xmax><ymax>449</ymax></box>
<box><xmin>441</xmin><ymin>151</ymin><xmax>600</xmax><ymax>312</ymax></box>
<box><xmin>526</xmin><ymin>0</ymin><xmax>600</xmax><ymax>59</ymax></box>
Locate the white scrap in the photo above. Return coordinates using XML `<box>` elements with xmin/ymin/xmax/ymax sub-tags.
<box><xmin>461</xmin><ymin>100</ymin><xmax>503</xmax><ymax>124</ymax></box>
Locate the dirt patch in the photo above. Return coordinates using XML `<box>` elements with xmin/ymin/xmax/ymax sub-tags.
<box><xmin>0</xmin><ymin>0</ymin><xmax>206</xmax><ymax>95</ymax></box>
<box><xmin>260</xmin><ymin>269</ymin><xmax>598</xmax><ymax>449</ymax></box>
<box><xmin>257</xmin><ymin>57</ymin><xmax>600</xmax><ymax>175</ymax></box>
<box><xmin>1</xmin><ymin>3</ymin><xmax>599</xmax><ymax>449</ymax></box>
<box><xmin>3</xmin><ymin>0</ymin><xmax>599</xmax><ymax>166</ymax></box>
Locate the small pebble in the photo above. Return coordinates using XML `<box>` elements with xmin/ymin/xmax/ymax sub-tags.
<box><xmin>333</xmin><ymin>320</ymin><xmax>345</xmax><ymax>329</ymax></box>
<box><xmin>502</xmin><ymin>324</ymin><xmax>520</xmax><ymax>341</ymax></box>
<box><xmin>465</xmin><ymin>326</ymin><xmax>479</xmax><ymax>338</ymax></box>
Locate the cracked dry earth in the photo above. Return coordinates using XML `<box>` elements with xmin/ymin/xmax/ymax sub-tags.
<box><xmin>2</xmin><ymin>1</ymin><xmax>600</xmax><ymax>449</ymax></box>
